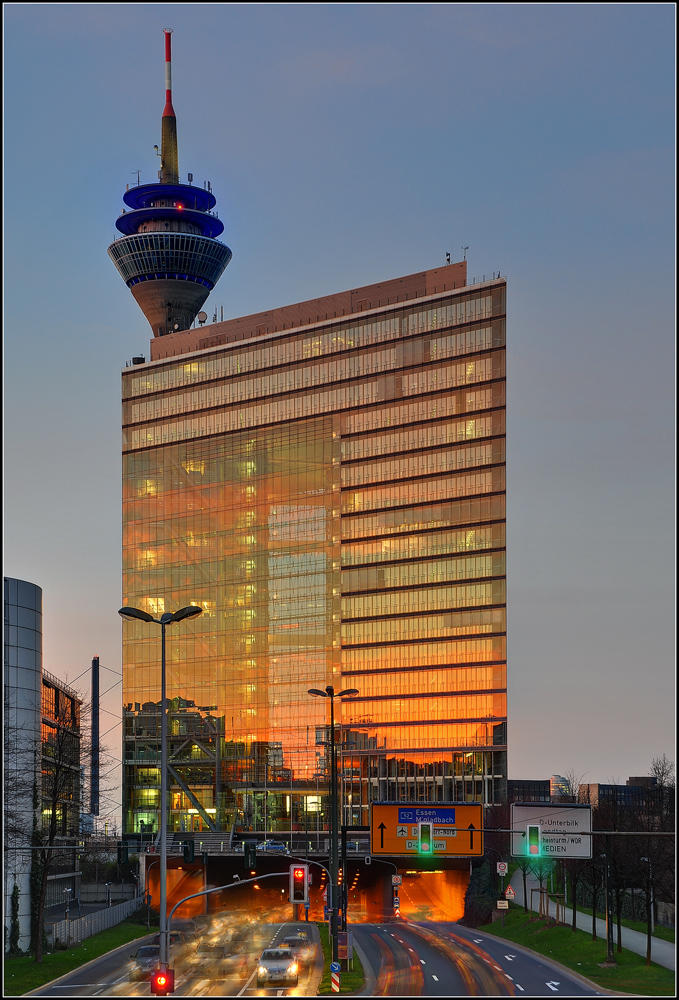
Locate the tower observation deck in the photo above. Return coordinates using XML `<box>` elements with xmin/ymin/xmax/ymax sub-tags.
<box><xmin>108</xmin><ymin>31</ymin><xmax>232</xmax><ymax>337</ymax></box>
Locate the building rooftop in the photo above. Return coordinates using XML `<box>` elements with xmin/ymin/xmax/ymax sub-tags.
<box><xmin>149</xmin><ymin>261</ymin><xmax>470</xmax><ymax>361</ymax></box>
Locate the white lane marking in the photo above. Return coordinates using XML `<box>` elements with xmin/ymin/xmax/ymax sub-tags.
<box><xmin>408</xmin><ymin>948</ymin><xmax>415</xmax><ymax>952</ymax></box>
<box><xmin>505</xmin><ymin>974</ymin><xmax>513</xmax><ymax>980</ymax></box>
<box><xmin>432</xmin><ymin>974</ymin><xmax>439</xmax><ymax>981</ymax></box>
<box><xmin>546</xmin><ymin>983</ymin><xmax>560</xmax><ymax>992</ymax></box>
<box><xmin>505</xmin><ymin>954</ymin><xmax>516</xmax><ymax>960</ymax></box>
<box><xmin>515</xmin><ymin>986</ymin><xmax>524</xmax><ymax>992</ymax></box>
<box><xmin>420</xmin><ymin>959</ymin><xmax>426</xmax><ymax>964</ymax></box>
<box><xmin>494</xmin><ymin>965</ymin><xmax>502</xmax><ymax>971</ymax></box>
<box><xmin>473</xmin><ymin>937</ymin><xmax>483</xmax><ymax>943</ymax></box>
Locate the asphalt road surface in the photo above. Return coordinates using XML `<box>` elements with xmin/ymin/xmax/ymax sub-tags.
<box><xmin>30</xmin><ymin>918</ymin><xmax>601</xmax><ymax>996</ymax></box>
<box><xmin>354</xmin><ymin>921</ymin><xmax>602</xmax><ymax>996</ymax></box>
<box><xmin>31</xmin><ymin>922</ymin><xmax>318</xmax><ymax>998</ymax></box>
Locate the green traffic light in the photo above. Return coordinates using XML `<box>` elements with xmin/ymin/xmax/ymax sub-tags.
<box><xmin>419</xmin><ymin>822</ymin><xmax>432</xmax><ymax>854</ymax></box>
<box><xmin>527</xmin><ymin>824</ymin><xmax>541</xmax><ymax>856</ymax></box>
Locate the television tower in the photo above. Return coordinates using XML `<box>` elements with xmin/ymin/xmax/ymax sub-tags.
<box><xmin>108</xmin><ymin>30</ymin><xmax>232</xmax><ymax>337</ymax></box>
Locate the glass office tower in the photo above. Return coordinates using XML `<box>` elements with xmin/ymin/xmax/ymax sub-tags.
<box><xmin>121</xmin><ymin>264</ymin><xmax>507</xmax><ymax>837</ymax></box>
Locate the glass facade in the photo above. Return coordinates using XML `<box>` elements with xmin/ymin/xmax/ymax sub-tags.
<box><xmin>121</xmin><ymin>277</ymin><xmax>507</xmax><ymax>836</ymax></box>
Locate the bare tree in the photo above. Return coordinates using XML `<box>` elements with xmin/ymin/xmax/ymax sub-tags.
<box><xmin>559</xmin><ymin>768</ymin><xmax>586</xmax><ymax>802</ymax></box>
<box><xmin>3</xmin><ymin>695</ymin><xmax>40</xmax><ymax>954</ymax></box>
<box><xmin>30</xmin><ymin>691</ymin><xmax>85</xmax><ymax>962</ymax></box>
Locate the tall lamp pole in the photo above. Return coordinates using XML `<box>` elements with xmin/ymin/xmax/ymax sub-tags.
<box><xmin>308</xmin><ymin>685</ymin><xmax>358</xmax><ymax>963</ymax></box>
<box><xmin>119</xmin><ymin>604</ymin><xmax>203</xmax><ymax>978</ymax></box>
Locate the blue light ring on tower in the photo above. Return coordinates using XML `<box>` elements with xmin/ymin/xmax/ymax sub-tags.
<box><xmin>108</xmin><ymin>234</ymin><xmax>231</xmax><ymax>286</ymax></box>
<box><xmin>127</xmin><ymin>274</ymin><xmax>214</xmax><ymax>289</ymax></box>
<box><xmin>123</xmin><ymin>182</ymin><xmax>217</xmax><ymax>213</ymax></box>
<box><xmin>115</xmin><ymin>206</ymin><xmax>224</xmax><ymax>239</ymax></box>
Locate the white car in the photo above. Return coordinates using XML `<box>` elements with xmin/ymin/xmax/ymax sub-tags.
<box><xmin>257</xmin><ymin>948</ymin><xmax>298</xmax><ymax>987</ymax></box>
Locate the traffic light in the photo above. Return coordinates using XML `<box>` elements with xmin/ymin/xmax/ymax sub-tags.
<box><xmin>117</xmin><ymin>842</ymin><xmax>128</xmax><ymax>864</ymax></box>
<box><xmin>418</xmin><ymin>821</ymin><xmax>432</xmax><ymax>855</ymax></box>
<box><xmin>182</xmin><ymin>840</ymin><xmax>194</xmax><ymax>863</ymax></box>
<box><xmin>289</xmin><ymin>863</ymin><xmax>309</xmax><ymax>903</ymax></box>
<box><xmin>244</xmin><ymin>842</ymin><xmax>257</xmax><ymax>869</ymax></box>
<box><xmin>150</xmin><ymin>969</ymin><xmax>175</xmax><ymax>995</ymax></box>
<box><xmin>526</xmin><ymin>824</ymin><xmax>541</xmax><ymax>857</ymax></box>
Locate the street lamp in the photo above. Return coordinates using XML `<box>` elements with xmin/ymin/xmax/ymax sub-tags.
<box><xmin>119</xmin><ymin>604</ymin><xmax>203</xmax><ymax>979</ymax></box>
<box><xmin>144</xmin><ymin>858</ymin><xmax>161</xmax><ymax>931</ymax></box>
<box><xmin>307</xmin><ymin>686</ymin><xmax>358</xmax><ymax>963</ymax></box>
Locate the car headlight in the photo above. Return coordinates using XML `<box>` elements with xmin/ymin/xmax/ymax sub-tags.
<box><xmin>288</xmin><ymin>963</ymin><xmax>298</xmax><ymax>975</ymax></box>
<box><xmin>258</xmin><ymin>966</ymin><xmax>267</xmax><ymax>976</ymax></box>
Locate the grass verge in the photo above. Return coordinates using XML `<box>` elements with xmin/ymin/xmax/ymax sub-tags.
<box><xmin>505</xmin><ymin>862</ymin><xmax>674</xmax><ymax>944</ymax></box>
<box><xmin>481</xmin><ymin>904</ymin><xmax>675</xmax><ymax>996</ymax></box>
<box><xmin>316</xmin><ymin>922</ymin><xmax>365</xmax><ymax>995</ymax></box>
<box><xmin>3</xmin><ymin>919</ymin><xmax>151</xmax><ymax>997</ymax></box>
<box><xmin>573</xmin><ymin>905</ymin><xmax>675</xmax><ymax>944</ymax></box>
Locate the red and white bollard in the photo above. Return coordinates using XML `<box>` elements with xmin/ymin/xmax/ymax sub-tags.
<box><xmin>331</xmin><ymin>961</ymin><xmax>341</xmax><ymax>992</ymax></box>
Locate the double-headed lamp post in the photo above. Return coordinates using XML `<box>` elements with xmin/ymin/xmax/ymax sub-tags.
<box><xmin>119</xmin><ymin>604</ymin><xmax>203</xmax><ymax>978</ymax></box>
<box><xmin>308</xmin><ymin>685</ymin><xmax>358</xmax><ymax>962</ymax></box>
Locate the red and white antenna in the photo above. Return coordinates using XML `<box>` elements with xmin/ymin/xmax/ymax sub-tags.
<box><xmin>160</xmin><ymin>29</ymin><xmax>178</xmax><ymax>183</ymax></box>
<box><xmin>163</xmin><ymin>28</ymin><xmax>175</xmax><ymax>118</ymax></box>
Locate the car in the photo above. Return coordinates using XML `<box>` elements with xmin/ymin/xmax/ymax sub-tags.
<box><xmin>188</xmin><ymin>941</ymin><xmax>230</xmax><ymax>973</ymax></box>
<box><xmin>150</xmin><ymin>930</ymin><xmax>194</xmax><ymax>965</ymax></box>
<box><xmin>130</xmin><ymin>944</ymin><xmax>160</xmax><ymax>980</ymax></box>
<box><xmin>151</xmin><ymin>931</ymin><xmax>186</xmax><ymax>949</ymax></box>
<box><xmin>280</xmin><ymin>935</ymin><xmax>315</xmax><ymax>969</ymax></box>
<box><xmin>257</xmin><ymin>947</ymin><xmax>298</xmax><ymax>987</ymax></box>
<box><xmin>223</xmin><ymin>944</ymin><xmax>252</xmax><ymax>979</ymax></box>
<box><xmin>256</xmin><ymin>839</ymin><xmax>288</xmax><ymax>852</ymax></box>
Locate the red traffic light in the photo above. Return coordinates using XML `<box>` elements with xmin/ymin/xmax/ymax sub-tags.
<box><xmin>289</xmin><ymin>863</ymin><xmax>309</xmax><ymax>903</ymax></box>
<box><xmin>150</xmin><ymin>969</ymin><xmax>174</xmax><ymax>995</ymax></box>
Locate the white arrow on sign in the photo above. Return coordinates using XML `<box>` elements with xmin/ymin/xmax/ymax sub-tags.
<box><xmin>546</xmin><ymin>983</ymin><xmax>560</xmax><ymax>991</ymax></box>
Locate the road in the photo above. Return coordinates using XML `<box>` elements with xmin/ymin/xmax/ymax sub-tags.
<box><xmin>30</xmin><ymin>916</ymin><xmax>602</xmax><ymax>996</ymax></box>
<box><xmin>30</xmin><ymin>922</ymin><xmax>321</xmax><ymax>998</ymax></box>
<box><xmin>353</xmin><ymin>921</ymin><xmax>602</xmax><ymax>996</ymax></box>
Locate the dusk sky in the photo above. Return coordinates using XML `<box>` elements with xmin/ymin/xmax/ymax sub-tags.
<box><xmin>3</xmin><ymin>4</ymin><xmax>675</xmax><ymax>825</ymax></box>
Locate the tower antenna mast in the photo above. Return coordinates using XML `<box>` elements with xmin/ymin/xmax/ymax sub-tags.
<box><xmin>160</xmin><ymin>29</ymin><xmax>178</xmax><ymax>184</ymax></box>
